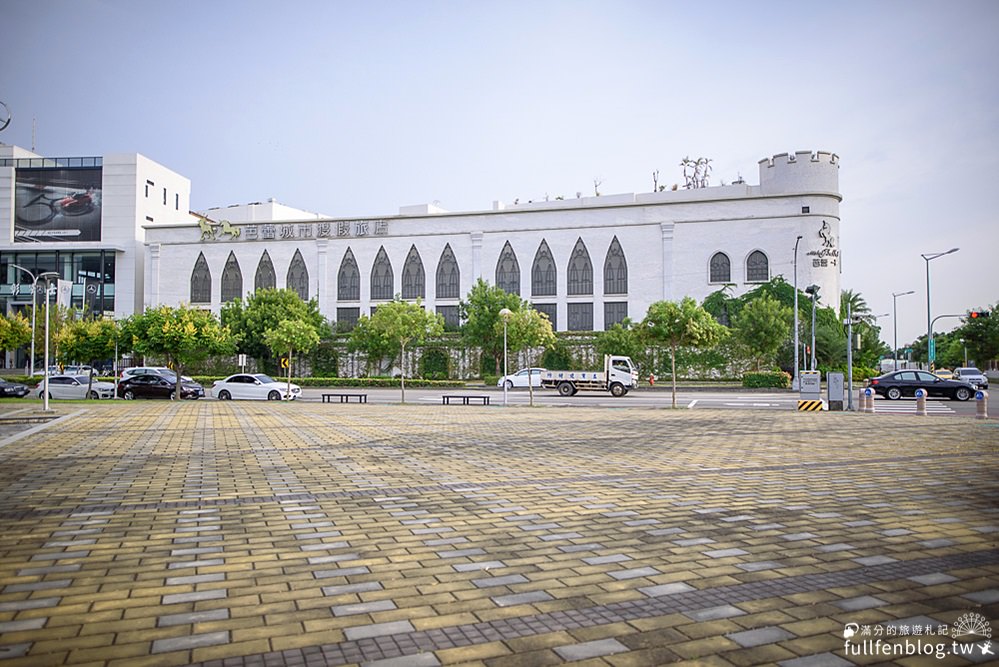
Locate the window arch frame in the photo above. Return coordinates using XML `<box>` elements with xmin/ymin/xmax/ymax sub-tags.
<box><xmin>566</xmin><ymin>237</ymin><xmax>593</xmax><ymax>296</ymax></box>
<box><xmin>254</xmin><ymin>250</ymin><xmax>276</xmax><ymax>292</ymax></box>
<box><xmin>190</xmin><ymin>252</ymin><xmax>211</xmax><ymax>304</ymax></box>
<box><xmin>370</xmin><ymin>246</ymin><xmax>394</xmax><ymax>300</ymax></box>
<box><xmin>436</xmin><ymin>244</ymin><xmax>460</xmax><ymax>300</ymax></box>
<box><xmin>709</xmin><ymin>251</ymin><xmax>731</xmax><ymax>284</ymax></box>
<box><xmin>745</xmin><ymin>249</ymin><xmax>770</xmax><ymax>283</ymax></box>
<box><xmin>287</xmin><ymin>249</ymin><xmax>309</xmax><ymax>301</ymax></box>
<box><xmin>221</xmin><ymin>251</ymin><xmax>242</xmax><ymax>303</ymax></box>
<box><xmin>401</xmin><ymin>245</ymin><xmax>425</xmax><ymax>300</ymax></box>
<box><xmin>338</xmin><ymin>248</ymin><xmax>360</xmax><ymax>301</ymax></box>
<box><xmin>494</xmin><ymin>241</ymin><xmax>520</xmax><ymax>295</ymax></box>
<box><xmin>603</xmin><ymin>236</ymin><xmax>628</xmax><ymax>295</ymax></box>
<box><xmin>531</xmin><ymin>239</ymin><xmax>556</xmax><ymax>297</ymax></box>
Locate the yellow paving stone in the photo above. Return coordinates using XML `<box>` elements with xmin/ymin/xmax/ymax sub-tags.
<box><xmin>192</xmin><ymin>638</ymin><xmax>271</xmax><ymax>662</ymax></box>
<box><xmin>670</xmin><ymin>636</ymin><xmax>741</xmax><ymax>659</ymax></box>
<box><xmin>503</xmin><ymin>630</ymin><xmax>578</xmax><ymax>651</ymax></box>
<box><xmin>437</xmin><ymin>640</ymin><xmax>512</xmax><ymax>664</ymax></box>
<box><xmin>68</xmin><ymin>639</ymin><xmax>152</xmax><ymax>663</ymax></box>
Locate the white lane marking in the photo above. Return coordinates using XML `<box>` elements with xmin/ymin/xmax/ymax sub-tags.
<box><xmin>687</xmin><ymin>399</ymin><xmax>698</xmax><ymax>409</ymax></box>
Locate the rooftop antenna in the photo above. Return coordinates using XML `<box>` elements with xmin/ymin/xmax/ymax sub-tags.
<box><xmin>32</xmin><ymin>116</ymin><xmax>36</xmax><ymax>151</ymax></box>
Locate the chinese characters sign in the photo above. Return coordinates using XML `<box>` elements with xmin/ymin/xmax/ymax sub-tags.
<box><xmin>200</xmin><ymin>219</ymin><xmax>389</xmax><ymax>242</ymax></box>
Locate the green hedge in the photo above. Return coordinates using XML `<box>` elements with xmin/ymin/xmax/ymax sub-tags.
<box><xmin>191</xmin><ymin>376</ymin><xmax>465</xmax><ymax>389</ymax></box>
<box><xmin>741</xmin><ymin>371</ymin><xmax>791</xmax><ymax>389</ymax></box>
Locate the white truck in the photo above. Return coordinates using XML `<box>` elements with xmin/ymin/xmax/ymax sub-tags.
<box><xmin>540</xmin><ymin>355</ymin><xmax>638</xmax><ymax>397</ymax></box>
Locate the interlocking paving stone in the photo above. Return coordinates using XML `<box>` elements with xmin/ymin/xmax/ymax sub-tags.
<box><xmin>491</xmin><ymin>591</ymin><xmax>554</xmax><ymax>607</ymax></box>
<box><xmin>553</xmin><ymin>637</ymin><xmax>629</xmax><ymax>660</ymax></box>
<box><xmin>151</xmin><ymin>631</ymin><xmax>230</xmax><ymax>653</ymax></box>
<box><xmin>832</xmin><ymin>595</ymin><xmax>887</xmax><ymax>611</ymax></box>
<box><xmin>727</xmin><ymin>625</ymin><xmax>796</xmax><ymax>648</ymax></box>
<box><xmin>0</xmin><ymin>402</ymin><xmax>996</xmax><ymax>667</ymax></box>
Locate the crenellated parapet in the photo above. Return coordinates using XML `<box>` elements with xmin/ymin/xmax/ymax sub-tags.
<box><xmin>758</xmin><ymin>150</ymin><xmax>840</xmax><ymax>196</ymax></box>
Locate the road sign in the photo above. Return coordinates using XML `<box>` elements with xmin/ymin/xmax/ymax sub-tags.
<box><xmin>928</xmin><ymin>339</ymin><xmax>936</xmax><ymax>362</ymax></box>
<box><xmin>281</xmin><ymin>358</ymin><xmax>289</xmax><ymax>369</ymax></box>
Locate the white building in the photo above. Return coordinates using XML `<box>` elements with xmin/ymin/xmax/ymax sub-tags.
<box><xmin>144</xmin><ymin>150</ymin><xmax>841</xmax><ymax>332</ymax></box>
<box><xmin>1</xmin><ymin>143</ymin><xmax>192</xmax><ymax>368</ymax></box>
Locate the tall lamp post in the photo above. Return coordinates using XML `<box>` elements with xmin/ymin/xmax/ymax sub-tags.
<box><xmin>499</xmin><ymin>308</ymin><xmax>512</xmax><ymax>407</ymax></box>
<box><xmin>38</xmin><ymin>271</ymin><xmax>60</xmax><ymax>412</ymax></box>
<box><xmin>792</xmin><ymin>235</ymin><xmax>803</xmax><ymax>390</ymax></box>
<box><xmin>11</xmin><ymin>264</ymin><xmax>40</xmax><ymax>375</ymax></box>
<box><xmin>891</xmin><ymin>290</ymin><xmax>915</xmax><ymax>371</ymax></box>
<box><xmin>805</xmin><ymin>285</ymin><xmax>819</xmax><ymax>370</ymax></box>
<box><xmin>921</xmin><ymin>248</ymin><xmax>959</xmax><ymax>370</ymax></box>
<box><xmin>959</xmin><ymin>338</ymin><xmax>967</xmax><ymax>367</ymax></box>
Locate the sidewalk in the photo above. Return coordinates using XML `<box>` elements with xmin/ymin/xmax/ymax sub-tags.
<box><xmin>0</xmin><ymin>402</ymin><xmax>996</xmax><ymax>666</ymax></box>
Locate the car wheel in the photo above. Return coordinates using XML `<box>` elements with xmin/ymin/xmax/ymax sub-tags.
<box><xmin>953</xmin><ymin>387</ymin><xmax>971</xmax><ymax>401</ymax></box>
<box><xmin>123</xmin><ymin>390</ymin><xmax>134</xmax><ymax>400</ymax></box>
<box><xmin>609</xmin><ymin>382</ymin><xmax>626</xmax><ymax>397</ymax></box>
<box><xmin>267</xmin><ymin>390</ymin><xmax>281</xmax><ymax>401</ymax></box>
<box><xmin>89</xmin><ymin>390</ymin><xmax>100</xmax><ymax>400</ymax></box>
<box><xmin>558</xmin><ymin>382</ymin><xmax>575</xmax><ymax>397</ymax></box>
<box><xmin>218</xmin><ymin>390</ymin><xmax>231</xmax><ymax>400</ymax></box>
<box><xmin>504</xmin><ymin>380</ymin><xmax>514</xmax><ymax>390</ymax></box>
<box><xmin>886</xmin><ymin>387</ymin><xmax>902</xmax><ymax>400</ymax></box>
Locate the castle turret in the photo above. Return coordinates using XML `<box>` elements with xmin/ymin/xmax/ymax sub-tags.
<box><xmin>758</xmin><ymin>151</ymin><xmax>839</xmax><ymax>197</ymax></box>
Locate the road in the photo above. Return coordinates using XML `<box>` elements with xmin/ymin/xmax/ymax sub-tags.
<box><xmin>297</xmin><ymin>386</ymin><xmax>996</xmax><ymax>418</ymax></box>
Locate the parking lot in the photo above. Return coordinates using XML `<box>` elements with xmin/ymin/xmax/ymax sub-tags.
<box><xmin>0</xmin><ymin>402</ymin><xmax>996</xmax><ymax>666</ymax></box>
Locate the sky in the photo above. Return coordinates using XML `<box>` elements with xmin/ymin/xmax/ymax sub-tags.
<box><xmin>3</xmin><ymin>0</ymin><xmax>997</xmax><ymax>348</ymax></box>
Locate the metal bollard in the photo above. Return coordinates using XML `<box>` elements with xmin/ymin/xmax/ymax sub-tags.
<box><xmin>977</xmin><ymin>390</ymin><xmax>989</xmax><ymax>420</ymax></box>
<box><xmin>857</xmin><ymin>387</ymin><xmax>866</xmax><ymax>412</ymax></box>
<box><xmin>864</xmin><ymin>387</ymin><xmax>875</xmax><ymax>414</ymax></box>
<box><xmin>915</xmin><ymin>388</ymin><xmax>927</xmax><ymax>416</ymax></box>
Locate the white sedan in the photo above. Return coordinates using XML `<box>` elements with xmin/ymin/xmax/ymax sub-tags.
<box><xmin>496</xmin><ymin>367</ymin><xmax>546</xmax><ymax>389</ymax></box>
<box><xmin>211</xmin><ymin>373</ymin><xmax>301</xmax><ymax>401</ymax></box>
<box><xmin>36</xmin><ymin>375</ymin><xmax>116</xmax><ymax>400</ymax></box>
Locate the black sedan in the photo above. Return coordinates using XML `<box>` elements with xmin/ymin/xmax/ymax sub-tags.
<box><xmin>867</xmin><ymin>370</ymin><xmax>976</xmax><ymax>401</ymax></box>
<box><xmin>118</xmin><ymin>373</ymin><xmax>204</xmax><ymax>400</ymax></box>
<box><xmin>0</xmin><ymin>378</ymin><xmax>30</xmax><ymax>398</ymax></box>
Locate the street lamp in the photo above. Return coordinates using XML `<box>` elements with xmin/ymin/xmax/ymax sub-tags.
<box><xmin>960</xmin><ymin>338</ymin><xmax>968</xmax><ymax>367</ymax></box>
<box><xmin>499</xmin><ymin>308</ymin><xmax>512</xmax><ymax>407</ymax></box>
<box><xmin>11</xmin><ymin>264</ymin><xmax>40</xmax><ymax>375</ymax></box>
<box><xmin>792</xmin><ymin>235</ymin><xmax>803</xmax><ymax>390</ymax></box>
<box><xmin>921</xmin><ymin>248</ymin><xmax>959</xmax><ymax>370</ymax></box>
<box><xmin>38</xmin><ymin>271</ymin><xmax>59</xmax><ymax>412</ymax></box>
<box><xmin>891</xmin><ymin>290</ymin><xmax>915</xmax><ymax>371</ymax></box>
<box><xmin>805</xmin><ymin>285</ymin><xmax>819</xmax><ymax>371</ymax></box>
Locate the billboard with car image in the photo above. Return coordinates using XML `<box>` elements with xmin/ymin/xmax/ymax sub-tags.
<box><xmin>14</xmin><ymin>167</ymin><xmax>102</xmax><ymax>242</ymax></box>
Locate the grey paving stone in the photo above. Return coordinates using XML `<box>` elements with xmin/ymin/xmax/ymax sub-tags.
<box><xmin>165</xmin><ymin>573</ymin><xmax>226</xmax><ymax>585</ymax></box>
<box><xmin>471</xmin><ymin>574</ymin><xmax>529</xmax><ymax>588</ymax></box>
<box><xmin>609</xmin><ymin>567</ymin><xmax>660</xmax><ymax>580</ymax></box>
<box><xmin>881</xmin><ymin>528</ymin><xmax>911</xmax><ymax>536</ymax></box>
<box><xmin>853</xmin><ymin>555</ymin><xmax>897</xmax><ymax>566</ymax></box>
<box><xmin>554</xmin><ymin>638</ymin><xmax>629</xmax><ymax>661</ymax></box>
<box><xmin>362</xmin><ymin>653</ymin><xmax>441</xmax><ymax>667</ymax></box>
<box><xmin>167</xmin><ymin>558</ymin><xmax>225</xmax><ymax>569</ymax></box>
<box><xmin>751</xmin><ymin>523</ymin><xmax>785</xmax><ymax>531</ymax></box>
<box><xmin>453</xmin><ymin>561</ymin><xmax>505</xmax><ymax>572</ymax></box>
<box><xmin>639</xmin><ymin>582</ymin><xmax>696</xmax><ymax>597</ymax></box>
<box><xmin>582</xmin><ymin>554</ymin><xmax>632</xmax><ymax>565</ymax></box>
<box><xmin>673</xmin><ymin>538</ymin><xmax>714</xmax><ymax>546</ymax></box>
<box><xmin>491</xmin><ymin>591</ymin><xmax>553</xmax><ymax>607</ymax></box>
<box><xmin>0</xmin><ymin>618</ymin><xmax>47</xmax><ymax>632</ymax></box>
<box><xmin>538</xmin><ymin>532</ymin><xmax>583</xmax><ymax>541</ymax></box>
<box><xmin>28</xmin><ymin>550</ymin><xmax>90</xmax><ymax>560</ymax></box>
<box><xmin>703</xmin><ymin>548</ymin><xmax>749</xmax><ymax>558</ymax></box>
<box><xmin>151</xmin><ymin>631</ymin><xmax>230</xmax><ymax>654</ymax></box>
<box><xmin>834</xmin><ymin>595</ymin><xmax>887</xmax><ymax>611</ymax></box>
<box><xmin>908</xmin><ymin>573</ymin><xmax>958</xmax><ymax>585</ymax></box>
<box><xmin>779</xmin><ymin>653</ymin><xmax>853</xmax><ymax>667</ymax></box>
<box><xmin>559</xmin><ymin>543</ymin><xmax>603</xmax><ymax>553</ymax></box>
<box><xmin>646</xmin><ymin>527</ymin><xmax>684</xmax><ymax>536</ymax></box>
<box><xmin>3</xmin><ymin>580</ymin><xmax>72</xmax><ymax>593</ymax></box>
<box><xmin>727</xmin><ymin>625</ymin><xmax>795</xmax><ymax>648</ymax></box>
<box><xmin>158</xmin><ymin>608</ymin><xmax>230</xmax><ymax>627</ymax></box>
<box><xmin>0</xmin><ymin>597</ymin><xmax>60</xmax><ymax>612</ymax></box>
<box><xmin>313</xmin><ymin>566</ymin><xmax>371</xmax><ymax>578</ymax></box>
<box><xmin>685</xmin><ymin>604</ymin><xmax>746</xmax><ymax>621</ymax></box>
<box><xmin>0</xmin><ymin>644</ymin><xmax>31</xmax><ymax>659</ymax></box>
<box><xmin>322</xmin><ymin>581</ymin><xmax>384</xmax><ymax>596</ymax></box>
<box><xmin>962</xmin><ymin>589</ymin><xmax>999</xmax><ymax>604</ymax></box>
<box><xmin>332</xmin><ymin>599</ymin><xmax>397</xmax><ymax>616</ymax></box>
<box><xmin>737</xmin><ymin>561</ymin><xmax>781</xmax><ymax>572</ymax></box>
<box><xmin>781</xmin><ymin>532</ymin><xmax>818</xmax><ymax>541</ymax></box>
<box><xmin>919</xmin><ymin>539</ymin><xmax>955</xmax><ymax>548</ymax></box>
<box><xmin>344</xmin><ymin>620</ymin><xmax>415</xmax><ymax>641</ymax></box>
<box><xmin>436</xmin><ymin>548</ymin><xmax>486</xmax><ymax>558</ymax></box>
<box><xmin>162</xmin><ymin>588</ymin><xmax>227</xmax><ymax>605</ymax></box>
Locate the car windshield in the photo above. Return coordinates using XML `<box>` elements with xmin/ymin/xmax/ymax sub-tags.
<box><xmin>254</xmin><ymin>374</ymin><xmax>276</xmax><ymax>384</ymax></box>
<box><xmin>72</xmin><ymin>375</ymin><xmax>92</xmax><ymax>383</ymax></box>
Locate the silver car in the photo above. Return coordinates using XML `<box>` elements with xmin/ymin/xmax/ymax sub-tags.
<box><xmin>36</xmin><ymin>375</ymin><xmax>116</xmax><ymax>400</ymax></box>
<box><xmin>953</xmin><ymin>367</ymin><xmax>988</xmax><ymax>389</ymax></box>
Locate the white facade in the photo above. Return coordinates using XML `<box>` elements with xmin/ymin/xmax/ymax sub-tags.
<box><xmin>143</xmin><ymin>150</ymin><xmax>842</xmax><ymax>331</ymax></box>
<box><xmin>1</xmin><ymin>144</ymin><xmax>190</xmax><ymax>319</ymax></box>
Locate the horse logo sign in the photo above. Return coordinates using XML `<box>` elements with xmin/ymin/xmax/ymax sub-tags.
<box><xmin>198</xmin><ymin>217</ymin><xmax>241</xmax><ymax>242</ymax></box>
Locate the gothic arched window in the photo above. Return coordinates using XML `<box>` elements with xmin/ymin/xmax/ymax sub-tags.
<box><xmin>371</xmin><ymin>246</ymin><xmax>394</xmax><ymax>300</ymax></box>
<box><xmin>436</xmin><ymin>244</ymin><xmax>460</xmax><ymax>299</ymax></box>
<box><xmin>532</xmin><ymin>240</ymin><xmax>556</xmax><ymax>297</ymax></box>
<box><xmin>401</xmin><ymin>245</ymin><xmax>425</xmax><ymax>299</ymax></box>
<box><xmin>190</xmin><ymin>252</ymin><xmax>211</xmax><ymax>304</ymax></box>
<box><xmin>709</xmin><ymin>252</ymin><xmax>731</xmax><ymax>283</ymax></box>
<box><xmin>221</xmin><ymin>251</ymin><xmax>242</xmax><ymax>302</ymax></box>
<box><xmin>604</xmin><ymin>237</ymin><xmax>628</xmax><ymax>295</ymax></box>
<box><xmin>566</xmin><ymin>238</ymin><xmax>593</xmax><ymax>296</ymax></box>
<box><xmin>746</xmin><ymin>250</ymin><xmax>769</xmax><ymax>283</ymax></box>
<box><xmin>495</xmin><ymin>241</ymin><xmax>520</xmax><ymax>295</ymax></box>
<box><xmin>338</xmin><ymin>248</ymin><xmax>360</xmax><ymax>301</ymax></box>
<box><xmin>255</xmin><ymin>250</ymin><xmax>276</xmax><ymax>291</ymax></box>
<box><xmin>287</xmin><ymin>249</ymin><xmax>309</xmax><ymax>300</ymax></box>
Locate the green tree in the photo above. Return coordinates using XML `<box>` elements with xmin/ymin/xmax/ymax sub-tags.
<box><xmin>221</xmin><ymin>289</ymin><xmax>327</xmax><ymax>370</ymax></box>
<box><xmin>956</xmin><ymin>305</ymin><xmax>998</xmax><ymax>365</ymax></box>
<box><xmin>459</xmin><ymin>279</ymin><xmax>523</xmax><ymax>375</ymax></box>
<box><xmin>640</xmin><ymin>298</ymin><xmax>726</xmax><ymax>408</ymax></box>
<box><xmin>0</xmin><ymin>312</ymin><xmax>32</xmax><ymax>361</ymax></box>
<box><xmin>123</xmin><ymin>305</ymin><xmax>236</xmax><ymax>399</ymax></box>
<box><xmin>500</xmin><ymin>306</ymin><xmax>556</xmax><ymax>406</ymax></box>
<box><xmin>733</xmin><ymin>293</ymin><xmax>792</xmax><ymax>370</ymax></box>
<box><xmin>56</xmin><ymin>318</ymin><xmax>119</xmax><ymax>398</ymax></box>
<box><xmin>349</xmin><ymin>298</ymin><xmax>444</xmax><ymax>403</ymax></box>
<box><xmin>264</xmin><ymin>319</ymin><xmax>321</xmax><ymax>400</ymax></box>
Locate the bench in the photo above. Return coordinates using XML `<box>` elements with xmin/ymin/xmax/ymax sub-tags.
<box><xmin>442</xmin><ymin>394</ymin><xmax>490</xmax><ymax>406</ymax></box>
<box><xmin>322</xmin><ymin>393</ymin><xmax>368</xmax><ymax>404</ymax></box>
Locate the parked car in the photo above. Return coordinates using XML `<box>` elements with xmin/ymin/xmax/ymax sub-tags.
<box><xmin>496</xmin><ymin>367</ymin><xmax>546</xmax><ymax>389</ymax></box>
<box><xmin>118</xmin><ymin>373</ymin><xmax>204</xmax><ymax>400</ymax></box>
<box><xmin>953</xmin><ymin>367</ymin><xmax>988</xmax><ymax>389</ymax></box>
<box><xmin>866</xmin><ymin>370</ymin><xmax>975</xmax><ymax>401</ymax></box>
<box><xmin>63</xmin><ymin>365</ymin><xmax>98</xmax><ymax>377</ymax></box>
<box><xmin>36</xmin><ymin>375</ymin><xmax>116</xmax><ymax>400</ymax></box>
<box><xmin>211</xmin><ymin>374</ymin><xmax>300</xmax><ymax>401</ymax></box>
<box><xmin>933</xmin><ymin>368</ymin><xmax>954</xmax><ymax>380</ymax></box>
<box><xmin>0</xmin><ymin>378</ymin><xmax>30</xmax><ymax>398</ymax></box>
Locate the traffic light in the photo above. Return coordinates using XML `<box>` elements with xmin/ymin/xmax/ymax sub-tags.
<box><xmin>969</xmin><ymin>310</ymin><xmax>991</xmax><ymax>319</ymax></box>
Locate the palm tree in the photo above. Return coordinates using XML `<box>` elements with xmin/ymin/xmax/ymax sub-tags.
<box><xmin>840</xmin><ymin>289</ymin><xmax>870</xmax><ymax>320</ymax></box>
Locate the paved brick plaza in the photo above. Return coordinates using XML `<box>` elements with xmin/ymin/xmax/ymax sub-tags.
<box><xmin>0</xmin><ymin>403</ymin><xmax>996</xmax><ymax>667</ymax></box>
